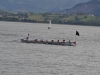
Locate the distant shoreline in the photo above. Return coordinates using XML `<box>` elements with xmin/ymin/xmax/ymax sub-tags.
<box><xmin>1</xmin><ymin>20</ymin><xmax>100</xmax><ymax>27</ymax></box>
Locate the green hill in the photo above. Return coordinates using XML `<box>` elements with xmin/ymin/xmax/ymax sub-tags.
<box><xmin>0</xmin><ymin>10</ymin><xmax>100</xmax><ymax>26</ymax></box>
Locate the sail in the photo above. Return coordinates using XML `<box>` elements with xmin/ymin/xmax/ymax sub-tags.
<box><xmin>48</xmin><ymin>20</ymin><xmax>51</xmax><ymax>29</ymax></box>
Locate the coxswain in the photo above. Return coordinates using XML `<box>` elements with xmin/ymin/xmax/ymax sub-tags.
<box><xmin>26</xmin><ymin>34</ymin><xmax>29</xmax><ymax>41</ymax></box>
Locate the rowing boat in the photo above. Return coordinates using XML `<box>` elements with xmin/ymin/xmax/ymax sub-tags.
<box><xmin>20</xmin><ymin>31</ymin><xmax>79</xmax><ymax>46</ymax></box>
<box><xmin>20</xmin><ymin>39</ymin><xmax>76</xmax><ymax>46</ymax></box>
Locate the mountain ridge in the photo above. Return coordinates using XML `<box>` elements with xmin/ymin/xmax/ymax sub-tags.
<box><xmin>60</xmin><ymin>0</ymin><xmax>100</xmax><ymax>15</ymax></box>
<box><xmin>0</xmin><ymin>0</ymin><xmax>90</xmax><ymax>13</ymax></box>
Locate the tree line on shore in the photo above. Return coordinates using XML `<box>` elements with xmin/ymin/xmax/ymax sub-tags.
<box><xmin>0</xmin><ymin>10</ymin><xmax>100</xmax><ymax>26</ymax></box>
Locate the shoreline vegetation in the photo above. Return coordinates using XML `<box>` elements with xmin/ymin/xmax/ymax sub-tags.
<box><xmin>0</xmin><ymin>10</ymin><xmax>100</xmax><ymax>26</ymax></box>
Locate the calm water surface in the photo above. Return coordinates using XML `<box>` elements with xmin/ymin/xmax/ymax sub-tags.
<box><xmin>0</xmin><ymin>21</ymin><xmax>100</xmax><ymax>75</ymax></box>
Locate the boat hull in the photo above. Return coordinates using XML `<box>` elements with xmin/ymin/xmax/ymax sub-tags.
<box><xmin>20</xmin><ymin>39</ymin><xmax>76</xmax><ymax>46</ymax></box>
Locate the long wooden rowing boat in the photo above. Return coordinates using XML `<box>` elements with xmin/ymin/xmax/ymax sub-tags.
<box><xmin>20</xmin><ymin>31</ymin><xmax>79</xmax><ymax>46</ymax></box>
<box><xmin>20</xmin><ymin>39</ymin><xmax>76</xmax><ymax>46</ymax></box>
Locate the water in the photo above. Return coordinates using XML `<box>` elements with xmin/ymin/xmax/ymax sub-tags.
<box><xmin>0</xmin><ymin>21</ymin><xmax>100</xmax><ymax>75</ymax></box>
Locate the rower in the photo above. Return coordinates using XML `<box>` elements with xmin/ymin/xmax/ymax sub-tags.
<box><xmin>63</xmin><ymin>40</ymin><xmax>65</xmax><ymax>42</ymax></box>
<box><xmin>57</xmin><ymin>40</ymin><xmax>59</xmax><ymax>43</ymax></box>
<box><xmin>69</xmin><ymin>40</ymin><xmax>70</xmax><ymax>42</ymax></box>
<box><xmin>51</xmin><ymin>40</ymin><xmax>54</xmax><ymax>44</ymax></box>
<box><xmin>68</xmin><ymin>40</ymin><xmax>71</xmax><ymax>45</ymax></box>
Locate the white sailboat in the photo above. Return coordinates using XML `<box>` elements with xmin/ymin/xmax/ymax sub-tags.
<box><xmin>48</xmin><ymin>20</ymin><xmax>51</xmax><ymax>29</ymax></box>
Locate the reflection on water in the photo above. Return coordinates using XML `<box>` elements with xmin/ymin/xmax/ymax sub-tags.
<box><xmin>0</xmin><ymin>21</ymin><xmax>100</xmax><ymax>75</ymax></box>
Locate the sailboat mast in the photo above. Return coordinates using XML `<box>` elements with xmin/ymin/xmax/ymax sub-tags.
<box><xmin>49</xmin><ymin>20</ymin><xmax>51</xmax><ymax>27</ymax></box>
